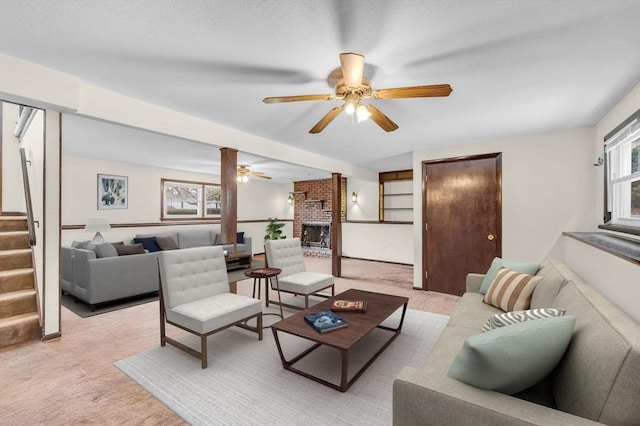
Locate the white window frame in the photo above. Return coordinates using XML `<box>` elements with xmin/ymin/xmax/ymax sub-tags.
<box><xmin>604</xmin><ymin>110</ymin><xmax>640</xmax><ymax>229</ymax></box>
<box><xmin>161</xmin><ymin>179</ymin><xmax>221</xmax><ymax>220</ymax></box>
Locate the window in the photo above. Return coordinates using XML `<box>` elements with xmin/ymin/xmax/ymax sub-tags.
<box><xmin>161</xmin><ymin>179</ymin><xmax>220</xmax><ymax>220</ymax></box>
<box><xmin>604</xmin><ymin>109</ymin><xmax>640</xmax><ymax>230</ymax></box>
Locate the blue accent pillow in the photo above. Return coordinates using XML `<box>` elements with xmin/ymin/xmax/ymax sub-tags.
<box><xmin>447</xmin><ymin>315</ymin><xmax>576</xmax><ymax>394</ymax></box>
<box><xmin>479</xmin><ymin>257</ymin><xmax>540</xmax><ymax>294</ymax></box>
<box><xmin>237</xmin><ymin>232</ymin><xmax>245</xmax><ymax>244</ymax></box>
<box><xmin>133</xmin><ymin>237</ymin><xmax>161</xmax><ymax>253</ymax></box>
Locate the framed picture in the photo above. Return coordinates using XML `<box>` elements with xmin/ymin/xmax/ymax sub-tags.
<box><xmin>98</xmin><ymin>174</ymin><xmax>128</xmax><ymax>210</ymax></box>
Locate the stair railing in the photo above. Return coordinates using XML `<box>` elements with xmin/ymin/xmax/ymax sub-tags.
<box><xmin>19</xmin><ymin>147</ymin><xmax>36</xmax><ymax>246</ymax></box>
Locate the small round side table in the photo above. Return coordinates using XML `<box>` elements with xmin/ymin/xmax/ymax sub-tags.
<box><xmin>244</xmin><ymin>267</ymin><xmax>284</xmax><ymax>325</ymax></box>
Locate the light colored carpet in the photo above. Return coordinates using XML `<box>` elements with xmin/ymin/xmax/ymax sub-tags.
<box><xmin>115</xmin><ymin>309</ymin><xmax>449</xmax><ymax>426</ymax></box>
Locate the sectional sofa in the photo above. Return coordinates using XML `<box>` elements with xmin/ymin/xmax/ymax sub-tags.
<box><xmin>61</xmin><ymin>229</ymin><xmax>251</xmax><ymax>309</ymax></box>
<box><xmin>393</xmin><ymin>258</ymin><xmax>640</xmax><ymax>425</ymax></box>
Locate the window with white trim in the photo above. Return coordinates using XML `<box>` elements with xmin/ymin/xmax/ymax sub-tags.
<box><xmin>604</xmin><ymin>109</ymin><xmax>640</xmax><ymax>229</ymax></box>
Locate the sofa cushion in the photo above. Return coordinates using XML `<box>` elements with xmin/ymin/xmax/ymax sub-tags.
<box><xmin>480</xmin><ymin>257</ymin><xmax>540</xmax><ymax>294</ymax></box>
<box><xmin>134</xmin><ymin>236</ymin><xmax>162</xmax><ymax>252</ymax></box>
<box><xmin>531</xmin><ymin>259</ymin><xmax>568</xmax><ymax>308</ymax></box>
<box><xmin>481</xmin><ymin>308</ymin><xmax>565</xmax><ymax>332</ymax></box>
<box><xmin>551</xmin><ymin>279</ymin><xmax>640</xmax><ymax>424</ymax></box>
<box><xmin>447</xmin><ymin>292</ymin><xmax>501</xmax><ymax>330</ymax></box>
<box><xmin>237</xmin><ymin>231</ymin><xmax>244</xmax><ymax>244</ymax></box>
<box><xmin>114</xmin><ymin>243</ymin><xmax>145</xmax><ymax>256</ymax></box>
<box><xmin>483</xmin><ymin>268</ymin><xmax>541</xmax><ymax>312</ymax></box>
<box><xmin>93</xmin><ymin>242</ymin><xmax>119</xmax><ymax>258</ymax></box>
<box><xmin>178</xmin><ymin>230</ymin><xmax>215</xmax><ymax>249</ymax></box>
<box><xmin>156</xmin><ymin>236</ymin><xmax>179</xmax><ymax>250</ymax></box>
<box><xmin>447</xmin><ymin>315</ymin><xmax>576</xmax><ymax>395</ymax></box>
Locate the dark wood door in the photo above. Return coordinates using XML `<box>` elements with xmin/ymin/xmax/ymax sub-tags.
<box><xmin>423</xmin><ymin>154</ymin><xmax>502</xmax><ymax>296</ymax></box>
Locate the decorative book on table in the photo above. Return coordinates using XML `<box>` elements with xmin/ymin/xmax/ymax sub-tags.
<box><xmin>304</xmin><ymin>310</ymin><xmax>348</xmax><ymax>333</ymax></box>
<box><xmin>331</xmin><ymin>300</ymin><xmax>368</xmax><ymax>313</ymax></box>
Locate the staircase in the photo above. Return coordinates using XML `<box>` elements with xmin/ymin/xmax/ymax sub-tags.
<box><xmin>0</xmin><ymin>216</ymin><xmax>41</xmax><ymax>348</ymax></box>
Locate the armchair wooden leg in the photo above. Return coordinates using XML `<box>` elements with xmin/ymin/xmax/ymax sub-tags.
<box><xmin>304</xmin><ymin>295</ymin><xmax>310</xmax><ymax>308</ymax></box>
<box><xmin>201</xmin><ymin>335</ymin><xmax>208</xmax><ymax>369</ymax></box>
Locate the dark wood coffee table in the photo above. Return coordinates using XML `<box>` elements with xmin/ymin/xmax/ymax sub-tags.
<box><xmin>271</xmin><ymin>288</ymin><xmax>409</xmax><ymax>392</ymax></box>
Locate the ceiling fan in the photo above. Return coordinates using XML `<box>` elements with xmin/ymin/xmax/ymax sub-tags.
<box><xmin>237</xmin><ymin>165</ymin><xmax>272</xmax><ymax>182</ymax></box>
<box><xmin>263</xmin><ymin>52</ymin><xmax>452</xmax><ymax>134</ymax></box>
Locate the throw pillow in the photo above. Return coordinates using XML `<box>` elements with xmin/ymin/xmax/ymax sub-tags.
<box><xmin>133</xmin><ymin>237</ymin><xmax>161</xmax><ymax>253</ymax></box>
<box><xmin>237</xmin><ymin>231</ymin><xmax>245</xmax><ymax>244</ymax></box>
<box><xmin>114</xmin><ymin>243</ymin><xmax>145</xmax><ymax>256</ymax></box>
<box><xmin>483</xmin><ymin>268</ymin><xmax>541</xmax><ymax>312</ymax></box>
<box><xmin>481</xmin><ymin>308</ymin><xmax>566</xmax><ymax>332</ymax></box>
<box><xmin>71</xmin><ymin>240</ymin><xmax>90</xmax><ymax>248</ymax></box>
<box><xmin>94</xmin><ymin>242</ymin><xmax>119</xmax><ymax>258</ymax></box>
<box><xmin>479</xmin><ymin>257</ymin><xmax>540</xmax><ymax>294</ymax></box>
<box><xmin>156</xmin><ymin>236</ymin><xmax>179</xmax><ymax>250</ymax></box>
<box><xmin>447</xmin><ymin>315</ymin><xmax>576</xmax><ymax>394</ymax></box>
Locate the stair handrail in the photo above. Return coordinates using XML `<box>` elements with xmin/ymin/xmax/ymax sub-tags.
<box><xmin>19</xmin><ymin>147</ymin><xmax>36</xmax><ymax>246</ymax></box>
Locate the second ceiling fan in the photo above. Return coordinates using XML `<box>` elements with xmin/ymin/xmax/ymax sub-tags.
<box><xmin>263</xmin><ymin>52</ymin><xmax>452</xmax><ymax>134</ymax></box>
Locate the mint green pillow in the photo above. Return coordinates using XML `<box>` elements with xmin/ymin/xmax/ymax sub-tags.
<box><xmin>447</xmin><ymin>315</ymin><xmax>576</xmax><ymax>394</ymax></box>
<box><xmin>479</xmin><ymin>257</ymin><xmax>540</xmax><ymax>294</ymax></box>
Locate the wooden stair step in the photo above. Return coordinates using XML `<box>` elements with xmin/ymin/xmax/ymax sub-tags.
<box><xmin>0</xmin><ymin>312</ymin><xmax>40</xmax><ymax>347</ymax></box>
<box><xmin>0</xmin><ymin>289</ymin><xmax>37</xmax><ymax>319</ymax></box>
<box><xmin>0</xmin><ymin>231</ymin><xmax>30</xmax><ymax>250</ymax></box>
<box><xmin>0</xmin><ymin>269</ymin><xmax>35</xmax><ymax>292</ymax></box>
<box><xmin>0</xmin><ymin>249</ymin><xmax>32</xmax><ymax>271</ymax></box>
<box><xmin>0</xmin><ymin>217</ymin><xmax>28</xmax><ymax>232</ymax></box>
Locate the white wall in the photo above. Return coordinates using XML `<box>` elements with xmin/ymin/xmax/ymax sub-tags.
<box><xmin>1</xmin><ymin>103</ymin><xmax>24</xmax><ymax>211</ymax></box>
<box><xmin>343</xmin><ymin>222</ymin><xmax>413</xmax><ymax>264</ymax></box>
<box><xmin>61</xmin><ymin>156</ymin><xmax>292</xmax><ymax>254</ymax></box>
<box><xmin>560</xmin><ymin>236</ymin><xmax>640</xmax><ymax>323</ymax></box>
<box><xmin>412</xmin><ymin>126</ymin><xmax>596</xmax><ymax>287</ymax></box>
<box><xmin>554</xmin><ymin>82</ymin><xmax>640</xmax><ymax>323</ymax></box>
<box><xmin>346</xmin><ymin>177</ymin><xmax>379</xmax><ymax>221</ymax></box>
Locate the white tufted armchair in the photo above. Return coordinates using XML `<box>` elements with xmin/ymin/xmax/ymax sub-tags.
<box><xmin>264</xmin><ymin>238</ymin><xmax>335</xmax><ymax>309</ymax></box>
<box><xmin>158</xmin><ymin>245</ymin><xmax>263</xmax><ymax>368</ymax></box>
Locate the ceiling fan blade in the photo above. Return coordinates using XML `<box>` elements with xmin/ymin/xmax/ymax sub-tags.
<box><xmin>250</xmin><ymin>173</ymin><xmax>272</xmax><ymax>180</ymax></box>
<box><xmin>373</xmin><ymin>84</ymin><xmax>452</xmax><ymax>99</ymax></box>
<box><xmin>340</xmin><ymin>52</ymin><xmax>365</xmax><ymax>87</ymax></box>
<box><xmin>263</xmin><ymin>94</ymin><xmax>335</xmax><ymax>104</ymax></box>
<box><xmin>309</xmin><ymin>106</ymin><xmax>345</xmax><ymax>134</ymax></box>
<box><xmin>365</xmin><ymin>104</ymin><xmax>399</xmax><ymax>132</ymax></box>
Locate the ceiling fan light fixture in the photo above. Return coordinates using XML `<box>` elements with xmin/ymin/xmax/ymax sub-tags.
<box><xmin>356</xmin><ymin>104</ymin><xmax>371</xmax><ymax>122</ymax></box>
<box><xmin>237</xmin><ymin>175</ymin><xmax>249</xmax><ymax>183</ymax></box>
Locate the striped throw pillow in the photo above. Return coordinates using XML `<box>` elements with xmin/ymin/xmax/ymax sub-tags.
<box><xmin>481</xmin><ymin>308</ymin><xmax>566</xmax><ymax>332</ymax></box>
<box><xmin>483</xmin><ymin>268</ymin><xmax>541</xmax><ymax>312</ymax></box>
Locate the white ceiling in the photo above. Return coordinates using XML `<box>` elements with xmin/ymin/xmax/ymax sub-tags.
<box><xmin>1</xmin><ymin>0</ymin><xmax>639</xmax><ymax>182</ymax></box>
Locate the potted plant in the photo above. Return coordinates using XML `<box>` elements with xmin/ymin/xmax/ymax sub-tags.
<box><xmin>264</xmin><ymin>217</ymin><xmax>286</xmax><ymax>240</ymax></box>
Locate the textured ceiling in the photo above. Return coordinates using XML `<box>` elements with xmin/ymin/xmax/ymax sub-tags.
<box><xmin>1</xmin><ymin>0</ymin><xmax>639</xmax><ymax>181</ymax></box>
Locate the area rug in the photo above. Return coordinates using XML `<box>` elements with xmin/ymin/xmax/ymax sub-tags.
<box><xmin>115</xmin><ymin>309</ymin><xmax>449</xmax><ymax>425</ymax></box>
<box><xmin>62</xmin><ymin>260</ymin><xmax>266</xmax><ymax>318</ymax></box>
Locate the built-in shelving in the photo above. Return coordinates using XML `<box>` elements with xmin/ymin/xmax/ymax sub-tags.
<box><xmin>379</xmin><ymin>169</ymin><xmax>413</xmax><ymax>222</ymax></box>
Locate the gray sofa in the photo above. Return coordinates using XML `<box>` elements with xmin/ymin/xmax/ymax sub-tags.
<box><xmin>61</xmin><ymin>229</ymin><xmax>252</xmax><ymax>309</ymax></box>
<box><xmin>393</xmin><ymin>258</ymin><xmax>640</xmax><ymax>425</ymax></box>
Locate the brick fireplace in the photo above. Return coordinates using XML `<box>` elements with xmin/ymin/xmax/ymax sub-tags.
<box><xmin>292</xmin><ymin>178</ymin><xmax>347</xmax><ymax>247</ymax></box>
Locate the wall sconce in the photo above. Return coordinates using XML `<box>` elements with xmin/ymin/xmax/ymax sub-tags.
<box><xmin>287</xmin><ymin>195</ymin><xmax>294</xmax><ymax>205</ymax></box>
<box><xmin>84</xmin><ymin>217</ymin><xmax>111</xmax><ymax>243</ymax></box>
<box><xmin>351</xmin><ymin>192</ymin><xmax>358</xmax><ymax>203</ymax></box>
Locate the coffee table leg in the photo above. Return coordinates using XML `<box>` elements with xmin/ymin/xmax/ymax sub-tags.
<box><xmin>340</xmin><ymin>349</ymin><xmax>349</xmax><ymax>391</ymax></box>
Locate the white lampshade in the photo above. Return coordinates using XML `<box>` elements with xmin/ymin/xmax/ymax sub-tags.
<box><xmin>84</xmin><ymin>217</ymin><xmax>111</xmax><ymax>243</ymax></box>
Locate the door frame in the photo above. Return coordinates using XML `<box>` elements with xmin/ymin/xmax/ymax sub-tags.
<box><xmin>421</xmin><ymin>153</ymin><xmax>502</xmax><ymax>290</ymax></box>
